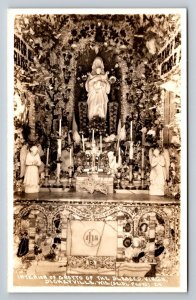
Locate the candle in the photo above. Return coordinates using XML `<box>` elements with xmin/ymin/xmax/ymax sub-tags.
<box><xmin>117</xmin><ymin>139</ymin><xmax>119</xmax><ymax>152</ymax></box>
<box><xmin>129</xmin><ymin>141</ymin><xmax>133</xmax><ymax>159</ymax></box>
<box><xmin>68</xmin><ymin>131</ymin><xmax>71</xmax><ymax>145</ymax></box>
<box><xmin>100</xmin><ymin>135</ymin><xmax>102</xmax><ymax>152</ymax></box>
<box><xmin>130</xmin><ymin>121</ymin><xmax>133</xmax><ymax>141</ymax></box>
<box><xmin>82</xmin><ymin>134</ymin><xmax>85</xmax><ymax>152</ymax></box>
<box><xmin>142</xmin><ymin>131</ymin><xmax>145</xmax><ymax>146</ymax></box>
<box><xmin>59</xmin><ymin>119</ymin><xmax>62</xmax><ymax>136</ymax></box>
<box><xmin>46</xmin><ymin>147</ymin><xmax>49</xmax><ymax>165</ymax></box>
<box><xmin>57</xmin><ymin>139</ymin><xmax>62</xmax><ymax>157</ymax></box>
<box><xmin>118</xmin><ymin>147</ymin><xmax>121</xmax><ymax>164</ymax></box>
<box><xmin>92</xmin><ymin>129</ymin><xmax>94</xmax><ymax>144</ymax></box>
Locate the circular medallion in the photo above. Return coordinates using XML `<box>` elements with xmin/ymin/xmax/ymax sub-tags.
<box><xmin>124</xmin><ymin>222</ymin><xmax>131</xmax><ymax>232</ymax></box>
<box><xmin>83</xmin><ymin>229</ymin><xmax>100</xmax><ymax>247</ymax></box>
<box><xmin>123</xmin><ymin>237</ymin><xmax>132</xmax><ymax>248</ymax></box>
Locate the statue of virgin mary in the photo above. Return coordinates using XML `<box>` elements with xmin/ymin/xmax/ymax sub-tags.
<box><xmin>85</xmin><ymin>57</ymin><xmax>110</xmax><ymax>120</ymax></box>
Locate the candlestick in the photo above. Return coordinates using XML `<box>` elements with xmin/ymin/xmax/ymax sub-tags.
<box><xmin>82</xmin><ymin>134</ymin><xmax>85</xmax><ymax>152</ymax></box>
<box><xmin>46</xmin><ymin>147</ymin><xmax>49</xmax><ymax>165</ymax></box>
<box><xmin>129</xmin><ymin>164</ymin><xmax>133</xmax><ymax>183</ymax></box>
<box><xmin>130</xmin><ymin>121</ymin><xmax>133</xmax><ymax>141</ymax></box>
<box><xmin>116</xmin><ymin>168</ymin><xmax>121</xmax><ymax>189</ymax></box>
<box><xmin>68</xmin><ymin>166</ymin><xmax>73</xmax><ymax>189</ymax></box>
<box><xmin>56</xmin><ymin>163</ymin><xmax>61</xmax><ymax>186</ymax></box>
<box><xmin>59</xmin><ymin>119</ymin><xmax>62</xmax><ymax>137</ymax></box>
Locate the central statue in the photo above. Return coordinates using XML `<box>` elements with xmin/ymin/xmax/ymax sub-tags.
<box><xmin>85</xmin><ymin>57</ymin><xmax>111</xmax><ymax>120</ymax></box>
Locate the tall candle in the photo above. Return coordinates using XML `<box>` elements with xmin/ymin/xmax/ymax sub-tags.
<box><xmin>57</xmin><ymin>139</ymin><xmax>62</xmax><ymax>156</ymax></box>
<box><xmin>118</xmin><ymin>147</ymin><xmax>121</xmax><ymax>164</ymax></box>
<box><xmin>142</xmin><ymin>131</ymin><xmax>145</xmax><ymax>146</ymax></box>
<box><xmin>129</xmin><ymin>141</ymin><xmax>133</xmax><ymax>159</ymax></box>
<box><xmin>68</xmin><ymin>132</ymin><xmax>71</xmax><ymax>145</ymax></box>
<box><xmin>117</xmin><ymin>139</ymin><xmax>119</xmax><ymax>152</ymax></box>
<box><xmin>130</xmin><ymin>121</ymin><xmax>133</xmax><ymax>141</ymax></box>
<box><xmin>46</xmin><ymin>147</ymin><xmax>49</xmax><ymax>165</ymax></box>
<box><xmin>59</xmin><ymin>119</ymin><xmax>62</xmax><ymax>136</ymax></box>
<box><xmin>82</xmin><ymin>134</ymin><xmax>85</xmax><ymax>152</ymax></box>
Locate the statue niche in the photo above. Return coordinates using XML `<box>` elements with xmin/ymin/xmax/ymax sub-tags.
<box><xmin>85</xmin><ymin>57</ymin><xmax>111</xmax><ymax>121</ymax></box>
<box><xmin>77</xmin><ymin>54</ymin><xmax>119</xmax><ymax>136</ymax></box>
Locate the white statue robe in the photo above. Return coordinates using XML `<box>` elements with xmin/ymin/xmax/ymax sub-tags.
<box><xmin>149</xmin><ymin>154</ymin><xmax>166</xmax><ymax>196</ymax></box>
<box><xmin>85</xmin><ymin>74</ymin><xmax>110</xmax><ymax>120</ymax></box>
<box><xmin>24</xmin><ymin>152</ymin><xmax>42</xmax><ymax>193</ymax></box>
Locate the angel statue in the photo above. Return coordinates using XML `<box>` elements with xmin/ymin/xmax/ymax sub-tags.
<box><xmin>24</xmin><ymin>145</ymin><xmax>42</xmax><ymax>193</ymax></box>
<box><xmin>149</xmin><ymin>147</ymin><xmax>170</xmax><ymax>196</ymax></box>
<box><xmin>107</xmin><ymin>151</ymin><xmax>117</xmax><ymax>175</ymax></box>
<box><xmin>85</xmin><ymin>57</ymin><xmax>111</xmax><ymax>120</ymax></box>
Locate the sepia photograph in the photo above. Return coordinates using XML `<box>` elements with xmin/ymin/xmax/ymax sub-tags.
<box><xmin>7</xmin><ymin>8</ymin><xmax>187</xmax><ymax>292</ymax></box>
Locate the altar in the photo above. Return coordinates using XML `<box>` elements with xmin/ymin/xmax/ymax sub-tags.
<box><xmin>14</xmin><ymin>191</ymin><xmax>180</xmax><ymax>286</ymax></box>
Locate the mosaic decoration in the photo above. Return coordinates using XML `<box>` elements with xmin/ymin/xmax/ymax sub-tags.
<box><xmin>14</xmin><ymin>199</ymin><xmax>180</xmax><ymax>278</ymax></box>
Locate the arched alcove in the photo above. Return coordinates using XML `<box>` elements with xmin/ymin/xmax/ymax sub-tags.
<box><xmin>74</xmin><ymin>46</ymin><xmax>122</xmax><ymax>135</ymax></box>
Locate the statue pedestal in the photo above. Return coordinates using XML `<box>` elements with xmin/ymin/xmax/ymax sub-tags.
<box><xmin>149</xmin><ymin>185</ymin><xmax>165</xmax><ymax>196</ymax></box>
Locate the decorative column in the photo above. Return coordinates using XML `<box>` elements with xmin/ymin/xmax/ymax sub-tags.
<box><xmin>148</xmin><ymin>213</ymin><xmax>157</xmax><ymax>264</ymax></box>
<box><xmin>116</xmin><ymin>213</ymin><xmax>125</xmax><ymax>263</ymax></box>
<box><xmin>117</xmin><ymin>57</ymin><xmax>129</xmax><ymax>124</ymax></box>
<box><xmin>28</xmin><ymin>214</ymin><xmax>36</xmax><ymax>256</ymax></box>
<box><xmin>28</xmin><ymin>93</ymin><xmax>36</xmax><ymax>139</ymax></box>
<box><xmin>66</xmin><ymin>56</ymin><xmax>77</xmax><ymax>124</ymax></box>
<box><xmin>59</xmin><ymin>216</ymin><xmax>68</xmax><ymax>262</ymax></box>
